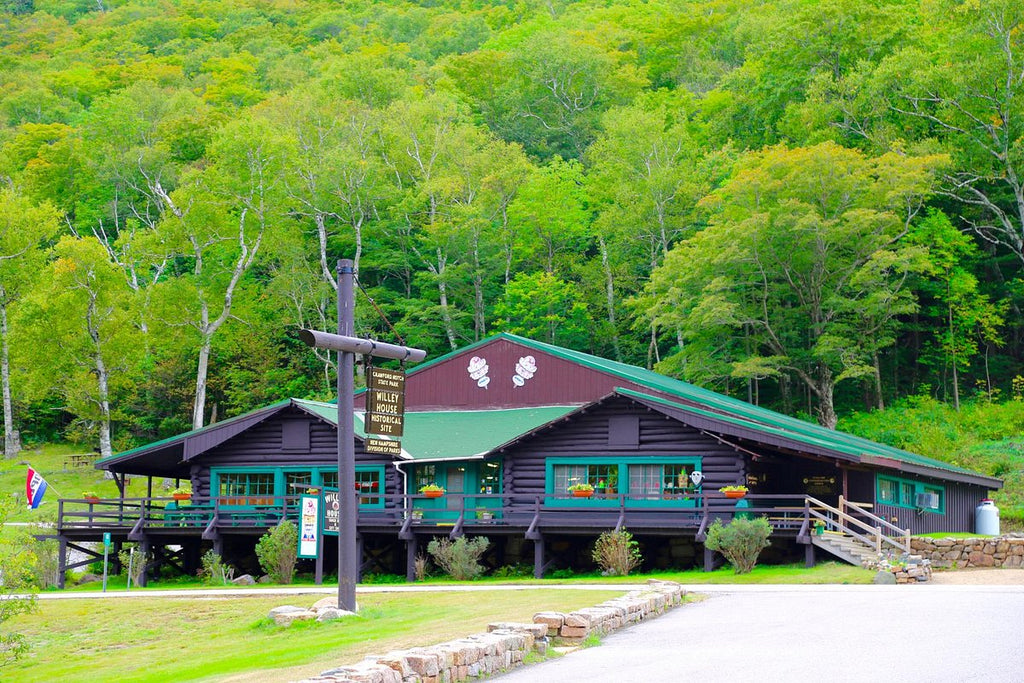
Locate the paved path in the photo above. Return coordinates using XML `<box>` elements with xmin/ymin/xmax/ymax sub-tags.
<box><xmin>30</xmin><ymin>583</ymin><xmax>649</xmax><ymax>600</ymax></box>
<box><xmin>497</xmin><ymin>585</ymin><xmax>1024</xmax><ymax>683</ymax></box>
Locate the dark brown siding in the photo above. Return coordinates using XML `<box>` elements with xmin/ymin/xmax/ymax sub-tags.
<box><xmin>190</xmin><ymin>408</ymin><xmax>401</xmax><ymax>508</ymax></box>
<box><xmin>875</xmin><ymin>478</ymin><xmax>991</xmax><ymax>535</ymax></box>
<box><xmin>499</xmin><ymin>399</ymin><xmax>746</xmax><ymax>500</ymax></box>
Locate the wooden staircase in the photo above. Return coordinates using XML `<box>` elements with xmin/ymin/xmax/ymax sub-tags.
<box><xmin>812</xmin><ymin>532</ymin><xmax>883</xmax><ymax>566</ymax></box>
<box><xmin>803</xmin><ymin>496</ymin><xmax>911</xmax><ymax>568</ymax></box>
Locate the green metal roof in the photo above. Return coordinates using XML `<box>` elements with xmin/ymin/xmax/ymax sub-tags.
<box><xmin>466</xmin><ymin>334</ymin><xmax>996</xmax><ymax>484</ymax></box>
<box><xmin>296</xmin><ymin>399</ymin><xmax>575</xmax><ymax>460</ymax></box>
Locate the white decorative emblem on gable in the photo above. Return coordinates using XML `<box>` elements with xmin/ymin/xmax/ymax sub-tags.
<box><xmin>467</xmin><ymin>356</ymin><xmax>490</xmax><ymax>389</ymax></box>
<box><xmin>512</xmin><ymin>355</ymin><xmax>537</xmax><ymax>388</ymax></box>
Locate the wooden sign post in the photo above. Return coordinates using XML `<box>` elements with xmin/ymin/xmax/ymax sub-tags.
<box><xmin>298</xmin><ymin>259</ymin><xmax>426</xmax><ymax>613</ymax></box>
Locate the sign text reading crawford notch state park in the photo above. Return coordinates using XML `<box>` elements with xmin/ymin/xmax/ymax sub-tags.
<box><xmin>364</xmin><ymin>367</ymin><xmax>405</xmax><ymax>455</ymax></box>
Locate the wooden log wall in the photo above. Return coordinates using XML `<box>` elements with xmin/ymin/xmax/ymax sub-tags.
<box><xmin>500</xmin><ymin>400</ymin><xmax>747</xmax><ymax>502</ymax></box>
<box><xmin>193</xmin><ymin>408</ymin><xmax>401</xmax><ymax>508</ymax></box>
<box><xmin>875</xmin><ymin>481</ymin><xmax>991</xmax><ymax>536</ymax></box>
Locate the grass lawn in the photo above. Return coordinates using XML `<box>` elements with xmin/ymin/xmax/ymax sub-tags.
<box><xmin>913</xmin><ymin>532</ymin><xmax>994</xmax><ymax>539</ymax></box>
<box><xmin>1</xmin><ymin>443</ymin><xmax>155</xmax><ymax>523</ymax></box>
<box><xmin>5</xmin><ymin>589</ymin><xmax>624</xmax><ymax>683</ymax></box>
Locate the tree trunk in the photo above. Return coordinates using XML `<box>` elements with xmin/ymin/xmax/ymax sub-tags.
<box><xmin>949</xmin><ymin>302</ymin><xmax>960</xmax><ymax>412</ymax></box>
<box><xmin>193</xmin><ymin>334</ymin><xmax>212</xmax><ymax>429</ymax></box>
<box><xmin>95</xmin><ymin>350</ymin><xmax>112</xmax><ymax>460</ymax></box>
<box><xmin>597</xmin><ymin>235</ymin><xmax>621</xmax><ymax>361</ymax></box>
<box><xmin>0</xmin><ymin>297</ymin><xmax>17</xmax><ymax>458</ymax></box>
<box><xmin>438</xmin><ymin>277</ymin><xmax>457</xmax><ymax>351</ymax></box>
<box><xmin>872</xmin><ymin>349</ymin><xmax>885</xmax><ymax>411</ymax></box>
<box><xmin>816</xmin><ymin>373</ymin><xmax>837</xmax><ymax>430</ymax></box>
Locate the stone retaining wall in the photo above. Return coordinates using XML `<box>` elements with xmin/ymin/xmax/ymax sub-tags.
<box><xmin>298</xmin><ymin>580</ymin><xmax>686</xmax><ymax>683</ymax></box>
<box><xmin>910</xmin><ymin>534</ymin><xmax>1024</xmax><ymax>569</ymax></box>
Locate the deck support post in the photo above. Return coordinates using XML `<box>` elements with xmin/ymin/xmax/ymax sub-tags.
<box><xmin>703</xmin><ymin>545</ymin><xmax>715</xmax><ymax>572</ymax></box>
<box><xmin>315</xmin><ymin>532</ymin><xmax>324</xmax><ymax>585</ymax></box>
<box><xmin>139</xmin><ymin>539</ymin><xmax>151</xmax><ymax>587</ymax></box>
<box><xmin>355</xmin><ymin>532</ymin><xmax>364</xmax><ymax>583</ymax></box>
<box><xmin>533</xmin><ymin>535</ymin><xmax>545</xmax><ymax>579</ymax></box>
<box><xmin>213</xmin><ymin>537</ymin><xmax>224</xmax><ymax>558</ymax></box>
<box><xmin>405</xmin><ymin>536</ymin><xmax>418</xmax><ymax>582</ymax></box>
<box><xmin>805</xmin><ymin>542</ymin><xmax>816</xmax><ymax>568</ymax></box>
<box><xmin>57</xmin><ymin>537</ymin><xmax>68</xmax><ymax>589</ymax></box>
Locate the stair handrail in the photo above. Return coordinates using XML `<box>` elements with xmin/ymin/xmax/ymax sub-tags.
<box><xmin>806</xmin><ymin>496</ymin><xmax>910</xmax><ymax>554</ymax></box>
<box><xmin>844</xmin><ymin>499</ymin><xmax>911</xmax><ymax>545</ymax></box>
<box><xmin>808</xmin><ymin>507</ymin><xmax>885</xmax><ymax>554</ymax></box>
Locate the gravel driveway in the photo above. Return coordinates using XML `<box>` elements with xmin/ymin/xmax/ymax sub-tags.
<box><xmin>929</xmin><ymin>568</ymin><xmax>1024</xmax><ymax>584</ymax></box>
<box><xmin>497</xmin><ymin>584</ymin><xmax>1024</xmax><ymax>683</ymax></box>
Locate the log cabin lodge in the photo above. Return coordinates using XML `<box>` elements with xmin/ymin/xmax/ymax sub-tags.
<box><xmin>55</xmin><ymin>333</ymin><xmax>1002</xmax><ymax>585</ymax></box>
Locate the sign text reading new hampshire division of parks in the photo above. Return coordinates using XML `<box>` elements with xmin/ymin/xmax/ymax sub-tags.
<box><xmin>365</xmin><ymin>367</ymin><xmax>406</xmax><ymax>454</ymax></box>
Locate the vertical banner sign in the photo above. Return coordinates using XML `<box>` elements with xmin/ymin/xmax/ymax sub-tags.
<box><xmin>322</xmin><ymin>489</ymin><xmax>340</xmax><ymax>535</ymax></box>
<box><xmin>298</xmin><ymin>494</ymin><xmax>320</xmax><ymax>558</ymax></box>
<box><xmin>365</xmin><ymin>367</ymin><xmax>406</xmax><ymax>454</ymax></box>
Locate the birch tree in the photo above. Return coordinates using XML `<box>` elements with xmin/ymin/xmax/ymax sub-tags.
<box><xmin>152</xmin><ymin>116</ymin><xmax>292</xmax><ymax>429</ymax></box>
<box><xmin>22</xmin><ymin>237</ymin><xmax>137</xmax><ymax>458</ymax></box>
<box><xmin>0</xmin><ymin>190</ymin><xmax>59</xmax><ymax>457</ymax></box>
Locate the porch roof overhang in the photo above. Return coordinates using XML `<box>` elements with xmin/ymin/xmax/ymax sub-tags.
<box><xmin>493</xmin><ymin>388</ymin><xmax>1001</xmax><ymax>490</ymax></box>
<box><xmin>97</xmin><ymin>399</ymin><xmax>321</xmax><ymax>476</ymax></box>
<box><xmin>98</xmin><ymin>399</ymin><xmax>578</xmax><ymax>475</ymax></box>
<box><xmin>617</xmin><ymin>389</ymin><xmax>1002</xmax><ymax>489</ymax></box>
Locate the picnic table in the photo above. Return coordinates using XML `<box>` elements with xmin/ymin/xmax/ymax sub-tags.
<box><xmin>62</xmin><ymin>453</ymin><xmax>94</xmax><ymax>470</ymax></box>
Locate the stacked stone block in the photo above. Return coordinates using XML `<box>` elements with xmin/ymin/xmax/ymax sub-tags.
<box><xmin>297</xmin><ymin>580</ymin><xmax>686</xmax><ymax>683</ymax></box>
<box><xmin>910</xmin><ymin>534</ymin><xmax>1024</xmax><ymax>569</ymax></box>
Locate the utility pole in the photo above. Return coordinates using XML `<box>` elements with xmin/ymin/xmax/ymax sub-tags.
<box><xmin>298</xmin><ymin>259</ymin><xmax>426</xmax><ymax>612</ymax></box>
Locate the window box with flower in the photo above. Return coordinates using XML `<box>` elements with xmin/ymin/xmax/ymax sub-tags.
<box><xmin>568</xmin><ymin>483</ymin><xmax>595</xmax><ymax>498</ymax></box>
<box><xmin>419</xmin><ymin>484</ymin><xmax>445</xmax><ymax>499</ymax></box>
<box><xmin>719</xmin><ymin>485</ymin><xmax>748</xmax><ymax>499</ymax></box>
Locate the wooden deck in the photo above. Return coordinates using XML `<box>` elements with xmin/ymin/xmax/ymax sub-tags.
<box><xmin>56</xmin><ymin>492</ymin><xmax>819</xmax><ymax>542</ymax></box>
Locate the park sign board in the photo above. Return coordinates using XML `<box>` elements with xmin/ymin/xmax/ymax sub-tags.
<box><xmin>298</xmin><ymin>494</ymin><xmax>320</xmax><ymax>558</ymax></box>
<box><xmin>365</xmin><ymin>366</ymin><xmax>406</xmax><ymax>449</ymax></box>
<box><xmin>365</xmin><ymin>437</ymin><xmax>402</xmax><ymax>456</ymax></box>
<box><xmin>323</xmin><ymin>489</ymin><xmax>340</xmax><ymax>535</ymax></box>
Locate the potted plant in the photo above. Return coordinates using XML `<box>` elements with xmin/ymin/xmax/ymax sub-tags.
<box><xmin>568</xmin><ymin>483</ymin><xmax>595</xmax><ymax>498</ymax></box>
<box><xmin>419</xmin><ymin>484</ymin><xmax>445</xmax><ymax>499</ymax></box>
<box><xmin>813</xmin><ymin>519</ymin><xmax>826</xmax><ymax>535</ymax></box>
<box><xmin>82</xmin><ymin>491</ymin><xmax>100</xmax><ymax>503</ymax></box>
<box><xmin>411</xmin><ymin>509</ymin><xmax>424</xmax><ymax>520</ymax></box>
<box><xmin>171</xmin><ymin>486</ymin><xmax>192</xmax><ymax>502</ymax></box>
<box><xmin>719</xmin><ymin>485</ymin><xmax>748</xmax><ymax>499</ymax></box>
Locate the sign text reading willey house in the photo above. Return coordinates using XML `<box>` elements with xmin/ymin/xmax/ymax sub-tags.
<box><xmin>364</xmin><ymin>367</ymin><xmax>406</xmax><ymax>453</ymax></box>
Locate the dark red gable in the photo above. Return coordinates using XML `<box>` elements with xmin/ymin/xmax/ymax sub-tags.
<box><xmin>356</xmin><ymin>337</ymin><xmax>631</xmax><ymax>411</ymax></box>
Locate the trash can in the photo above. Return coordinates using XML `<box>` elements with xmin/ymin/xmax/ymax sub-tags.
<box><xmin>976</xmin><ymin>499</ymin><xmax>1000</xmax><ymax>536</ymax></box>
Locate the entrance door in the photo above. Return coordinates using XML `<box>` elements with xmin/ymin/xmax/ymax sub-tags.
<box><xmin>446</xmin><ymin>466</ymin><xmax>465</xmax><ymax>517</ymax></box>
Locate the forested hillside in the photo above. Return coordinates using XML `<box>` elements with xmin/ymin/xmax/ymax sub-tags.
<box><xmin>1</xmin><ymin>0</ymin><xmax>1023</xmax><ymax>476</ymax></box>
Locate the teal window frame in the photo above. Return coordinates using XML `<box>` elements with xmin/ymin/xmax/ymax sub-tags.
<box><xmin>545</xmin><ymin>456</ymin><xmax>702</xmax><ymax>508</ymax></box>
<box><xmin>211</xmin><ymin>465</ymin><xmax>386</xmax><ymax>510</ymax></box>
<box><xmin>875</xmin><ymin>474</ymin><xmax>945</xmax><ymax>514</ymax></box>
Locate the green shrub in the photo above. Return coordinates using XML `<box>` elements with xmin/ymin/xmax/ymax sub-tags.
<box><xmin>704</xmin><ymin>517</ymin><xmax>773</xmax><ymax>574</ymax></box>
<box><xmin>592</xmin><ymin>528</ymin><xmax>642</xmax><ymax>576</ymax></box>
<box><xmin>198</xmin><ymin>549</ymin><xmax>234</xmax><ymax>585</ymax></box>
<box><xmin>427</xmin><ymin>536</ymin><xmax>489</xmax><ymax>580</ymax></box>
<box><xmin>255</xmin><ymin>521</ymin><xmax>298</xmax><ymax>584</ymax></box>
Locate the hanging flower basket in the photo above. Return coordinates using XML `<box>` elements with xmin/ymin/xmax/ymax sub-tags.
<box><xmin>172</xmin><ymin>493</ymin><xmax>192</xmax><ymax>501</ymax></box>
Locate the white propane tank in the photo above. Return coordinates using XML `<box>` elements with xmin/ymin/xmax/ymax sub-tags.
<box><xmin>976</xmin><ymin>499</ymin><xmax>1000</xmax><ymax>536</ymax></box>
